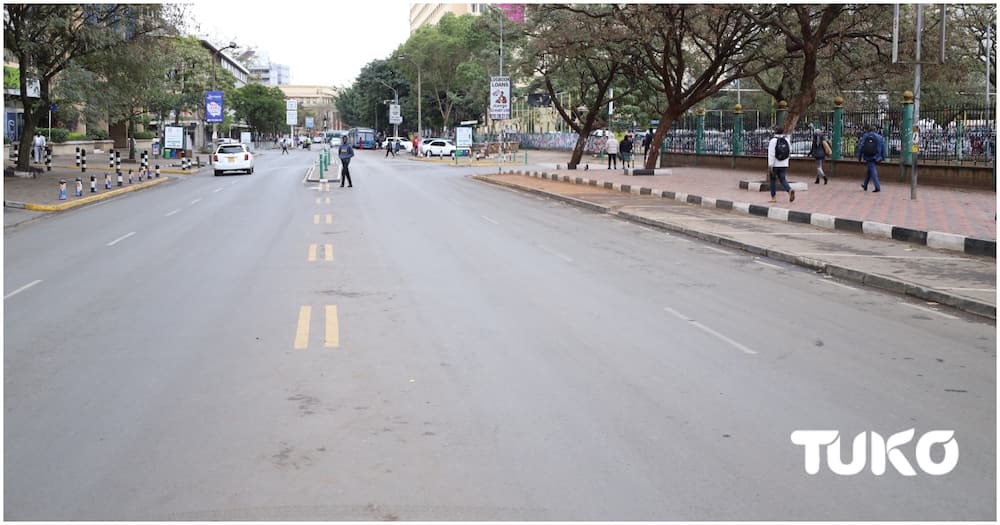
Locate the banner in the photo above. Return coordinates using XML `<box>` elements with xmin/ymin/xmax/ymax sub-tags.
<box><xmin>489</xmin><ymin>76</ymin><xmax>511</xmax><ymax>120</ymax></box>
<box><xmin>205</xmin><ymin>91</ymin><xmax>224</xmax><ymax>123</ymax></box>
<box><xmin>456</xmin><ymin>127</ymin><xmax>473</xmax><ymax>148</ymax></box>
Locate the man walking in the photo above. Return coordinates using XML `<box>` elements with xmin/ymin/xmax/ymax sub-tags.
<box><xmin>32</xmin><ymin>132</ymin><xmax>45</xmax><ymax>164</ymax></box>
<box><xmin>767</xmin><ymin>126</ymin><xmax>795</xmax><ymax>203</ymax></box>
<box><xmin>605</xmin><ymin>133</ymin><xmax>619</xmax><ymax>169</ymax></box>
<box><xmin>281</xmin><ymin>138</ymin><xmax>289</xmax><ymax>155</ymax></box>
<box><xmin>620</xmin><ymin>133</ymin><xmax>634</xmax><ymax>168</ymax></box>
<box><xmin>857</xmin><ymin>125</ymin><xmax>885</xmax><ymax>192</ymax></box>
<box><xmin>338</xmin><ymin>135</ymin><xmax>354</xmax><ymax>188</ymax></box>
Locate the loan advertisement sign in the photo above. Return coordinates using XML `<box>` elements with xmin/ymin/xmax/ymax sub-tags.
<box><xmin>489</xmin><ymin>76</ymin><xmax>511</xmax><ymax>120</ymax></box>
<box><xmin>205</xmin><ymin>91</ymin><xmax>224</xmax><ymax>123</ymax></box>
<box><xmin>164</xmin><ymin>126</ymin><xmax>185</xmax><ymax>149</ymax></box>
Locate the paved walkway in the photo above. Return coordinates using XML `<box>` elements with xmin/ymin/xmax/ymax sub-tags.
<box><xmin>515</xmin><ymin>150</ymin><xmax>997</xmax><ymax>241</ymax></box>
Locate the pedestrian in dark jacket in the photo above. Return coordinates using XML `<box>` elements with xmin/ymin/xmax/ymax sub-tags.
<box><xmin>856</xmin><ymin>125</ymin><xmax>885</xmax><ymax>192</ymax></box>
<box><xmin>338</xmin><ymin>140</ymin><xmax>354</xmax><ymax>188</ymax></box>
<box><xmin>642</xmin><ymin>132</ymin><xmax>653</xmax><ymax>160</ymax></box>
<box><xmin>811</xmin><ymin>131</ymin><xmax>830</xmax><ymax>184</ymax></box>
<box><xmin>620</xmin><ymin>134</ymin><xmax>634</xmax><ymax>168</ymax></box>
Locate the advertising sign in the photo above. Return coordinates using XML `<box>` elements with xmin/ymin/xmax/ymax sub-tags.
<box><xmin>240</xmin><ymin>132</ymin><xmax>252</xmax><ymax>145</ymax></box>
<box><xmin>389</xmin><ymin>104</ymin><xmax>402</xmax><ymax>125</ymax></box>
<box><xmin>456</xmin><ymin>127</ymin><xmax>473</xmax><ymax>148</ymax></box>
<box><xmin>286</xmin><ymin>110</ymin><xmax>297</xmax><ymax>126</ymax></box>
<box><xmin>205</xmin><ymin>91</ymin><xmax>224</xmax><ymax>123</ymax></box>
<box><xmin>164</xmin><ymin>126</ymin><xmax>185</xmax><ymax>149</ymax></box>
<box><xmin>305</xmin><ymin>117</ymin><xmax>314</xmax><ymax>129</ymax></box>
<box><xmin>489</xmin><ymin>76</ymin><xmax>511</xmax><ymax>120</ymax></box>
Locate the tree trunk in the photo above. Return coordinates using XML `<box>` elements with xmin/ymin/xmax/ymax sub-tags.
<box><xmin>644</xmin><ymin>113</ymin><xmax>678</xmax><ymax>170</ymax></box>
<box><xmin>15</xmin><ymin>53</ymin><xmax>36</xmax><ymax>171</ymax></box>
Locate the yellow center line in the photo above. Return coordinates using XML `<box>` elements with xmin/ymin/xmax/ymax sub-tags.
<box><xmin>325</xmin><ymin>305</ymin><xmax>340</xmax><ymax>348</ymax></box>
<box><xmin>308</xmin><ymin>244</ymin><xmax>317</xmax><ymax>262</ymax></box>
<box><xmin>294</xmin><ymin>306</ymin><xmax>312</xmax><ymax>350</ymax></box>
<box><xmin>325</xmin><ymin>244</ymin><xmax>334</xmax><ymax>261</ymax></box>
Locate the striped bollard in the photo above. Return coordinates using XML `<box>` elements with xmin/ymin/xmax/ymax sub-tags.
<box><xmin>117</xmin><ymin>170</ymin><xmax>123</xmax><ymax>187</ymax></box>
<box><xmin>75</xmin><ymin>147</ymin><xmax>81</xmax><ymax>168</ymax></box>
<box><xmin>109</xmin><ymin>150</ymin><xmax>115</xmax><ymax>169</ymax></box>
<box><xmin>141</xmin><ymin>150</ymin><xmax>148</xmax><ymax>172</ymax></box>
<box><xmin>81</xmin><ymin>150</ymin><xmax>86</xmax><ymax>173</ymax></box>
<box><xmin>11</xmin><ymin>145</ymin><xmax>18</xmax><ymax>164</ymax></box>
<box><xmin>115</xmin><ymin>151</ymin><xmax>121</xmax><ymax>172</ymax></box>
<box><xmin>90</xmin><ymin>174</ymin><xmax>96</xmax><ymax>193</ymax></box>
<box><xmin>45</xmin><ymin>146</ymin><xmax>51</xmax><ymax>171</ymax></box>
<box><xmin>155</xmin><ymin>164</ymin><xmax>160</xmax><ymax>178</ymax></box>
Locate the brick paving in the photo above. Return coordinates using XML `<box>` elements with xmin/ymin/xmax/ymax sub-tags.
<box><xmin>516</xmin><ymin>150</ymin><xmax>997</xmax><ymax>240</ymax></box>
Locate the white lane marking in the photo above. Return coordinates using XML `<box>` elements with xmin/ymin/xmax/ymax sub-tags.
<box><xmin>481</xmin><ymin>215</ymin><xmax>500</xmax><ymax>225</ymax></box>
<box><xmin>107</xmin><ymin>232</ymin><xmax>136</xmax><ymax>247</ymax></box>
<box><xmin>537</xmin><ymin>244</ymin><xmax>574</xmax><ymax>263</ymax></box>
<box><xmin>190</xmin><ymin>198</ymin><xmax>202</xmax><ymax>205</ymax></box>
<box><xmin>899</xmin><ymin>302</ymin><xmax>960</xmax><ymax>320</ymax></box>
<box><xmin>754</xmin><ymin>260</ymin><xmax>784</xmax><ymax>271</ymax></box>
<box><xmin>213</xmin><ymin>187</ymin><xmax>223</xmax><ymax>193</ymax></box>
<box><xmin>165</xmin><ymin>209</ymin><xmax>182</xmax><ymax>217</ymax></box>
<box><xmin>664</xmin><ymin>306</ymin><xmax>758</xmax><ymax>355</ymax></box>
<box><xmin>817</xmin><ymin>279</ymin><xmax>859</xmax><ymax>291</ymax></box>
<box><xmin>703</xmin><ymin>246</ymin><xmax>732</xmax><ymax>255</ymax></box>
<box><xmin>230</xmin><ymin>181</ymin><xmax>238</xmax><ymax>186</ymax></box>
<box><xmin>5</xmin><ymin>280</ymin><xmax>42</xmax><ymax>300</ymax></box>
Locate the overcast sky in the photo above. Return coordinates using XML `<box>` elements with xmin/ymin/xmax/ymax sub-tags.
<box><xmin>186</xmin><ymin>0</ymin><xmax>412</xmax><ymax>88</ymax></box>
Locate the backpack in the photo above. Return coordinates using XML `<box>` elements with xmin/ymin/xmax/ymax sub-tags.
<box><xmin>861</xmin><ymin>135</ymin><xmax>878</xmax><ymax>158</ymax></box>
<box><xmin>774</xmin><ymin>136</ymin><xmax>790</xmax><ymax>161</ymax></box>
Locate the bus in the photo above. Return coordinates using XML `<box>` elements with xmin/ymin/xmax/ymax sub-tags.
<box><xmin>347</xmin><ymin>127</ymin><xmax>376</xmax><ymax>149</ymax></box>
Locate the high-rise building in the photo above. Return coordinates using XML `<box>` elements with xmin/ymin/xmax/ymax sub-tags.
<box><xmin>249</xmin><ymin>60</ymin><xmax>290</xmax><ymax>86</ymax></box>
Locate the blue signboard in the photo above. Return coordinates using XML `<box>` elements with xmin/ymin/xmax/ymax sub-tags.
<box><xmin>205</xmin><ymin>91</ymin><xmax>224</xmax><ymax>123</ymax></box>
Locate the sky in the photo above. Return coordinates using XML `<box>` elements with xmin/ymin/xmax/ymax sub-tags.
<box><xmin>186</xmin><ymin>0</ymin><xmax>412</xmax><ymax>88</ymax></box>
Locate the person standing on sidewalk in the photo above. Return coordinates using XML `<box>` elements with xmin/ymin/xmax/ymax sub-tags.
<box><xmin>767</xmin><ymin>126</ymin><xmax>795</xmax><ymax>203</ymax></box>
<box><xmin>605</xmin><ymin>133</ymin><xmax>619</xmax><ymax>169</ymax></box>
<box><xmin>642</xmin><ymin>131</ymin><xmax>653</xmax><ymax>160</ymax></box>
<box><xmin>32</xmin><ymin>132</ymin><xmax>45</xmax><ymax>164</ymax></box>
<box><xmin>857</xmin><ymin>125</ymin><xmax>885</xmax><ymax>192</ymax></box>
<box><xmin>338</xmin><ymin>137</ymin><xmax>354</xmax><ymax>188</ymax></box>
<box><xmin>811</xmin><ymin>130</ymin><xmax>830</xmax><ymax>184</ymax></box>
<box><xmin>620</xmin><ymin>133</ymin><xmax>634</xmax><ymax>168</ymax></box>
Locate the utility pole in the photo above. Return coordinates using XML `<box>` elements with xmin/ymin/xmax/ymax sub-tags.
<box><xmin>211</xmin><ymin>41</ymin><xmax>238</xmax><ymax>146</ymax></box>
<box><xmin>911</xmin><ymin>5</ymin><xmax>922</xmax><ymax>200</ymax></box>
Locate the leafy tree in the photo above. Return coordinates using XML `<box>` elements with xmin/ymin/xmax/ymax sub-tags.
<box><xmin>3</xmin><ymin>4</ymin><xmax>178</xmax><ymax>169</ymax></box>
<box><xmin>231</xmin><ymin>83</ymin><xmax>285</xmax><ymax>136</ymax></box>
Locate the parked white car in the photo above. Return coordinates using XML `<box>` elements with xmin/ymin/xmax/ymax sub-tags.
<box><xmin>213</xmin><ymin>143</ymin><xmax>254</xmax><ymax>175</ymax></box>
<box><xmin>381</xmin><ymin>136</ymin><xmax>413</xmax><ymax>152</ymax></box>
<box><xmin>422</xmin><ymin>138</ymin><xmax>457</xmax><ymax>157</ymax></box>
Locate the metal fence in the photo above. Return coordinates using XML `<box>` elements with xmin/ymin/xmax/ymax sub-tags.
<box><xmin>512</xmin><ymin>105</ymin><xmax>995</xmax><ymax>166</ymax></box>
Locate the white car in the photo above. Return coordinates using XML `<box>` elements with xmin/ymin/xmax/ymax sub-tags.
<box><xmin>422</xmin><ymin>138</ymin><xmax>457</xmax><ymax>157</ymax></box>
<box><xmin>381</xmin><ymin>137</ymin><xmax>413</xmax><ymax>152</ymax></box>
<box><xmin>213</xmin><ymin>143</ymin><xmax>254</xmax><ymax>175</ymax></box>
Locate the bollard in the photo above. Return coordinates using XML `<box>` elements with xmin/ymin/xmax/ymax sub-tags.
<box><xmin>75</xmin><ymin>178</ymin><xmax>83</xmax><ymax>197</ymax></box>
<box><xmin>117</xmin><ymin>170</ymin><xmax>123</xmax><ymax>187</ymax></box>
<box><xmin>59</xmin><ymin>179</ymin><xmax>67</xmax><ymax>200</ymax></box>
<box><xmin>81</xmin><ymin>150</ymin><xmax>87</xmax><ymax>173</ymax></box>
<box><xmin>76</xmin><ymin>146</ymin><xmax>81</xmax><ymax>168</ymax></box>
<box><xmin>109</xmin><ymin>150</ymin><xmax>115</xmax><ymax>169</ymax></box>
<box><xmin>115</xmin><ymin>150</ymin><xmax>121</xmax><ymax>172</ymax></box>
<box><xmin>155</xmin><ymin>164</ymin><xmax>160</xmax><ymax>178</ymax></box>
<box><xmin>11</xmin><ymin>146</ymin><xmax>18</xmax><ymax>164</ymax></box>
<box><xmin>90</xmin><ymin>174</ymin><xmax>96</xmax><ymax>193</ymax></box>
<box><xmin>128</xmin><ymin>169</ymin><xmax>134</xmax><ymax>184</ymax></box>
<box><xmin>319</xmin><ymin>157</ymin><xmax>325</xmax><ymax>179</ymax></box>
<box><xmin>104</xmin><ymin>173</ymin><xmax>111</xmax><ymax>190</ymax></box>
<box><xmin>45</xmin><ymin>146</ymin><xmax>52</xmax><ymax>171</ymax></box>
<box><xmin>141</xmin><ymin>150</ymin><xmax>148</xmax><ymax>172</ymax></box>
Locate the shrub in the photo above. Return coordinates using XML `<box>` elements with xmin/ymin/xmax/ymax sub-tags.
<box><xmin>133</xmin><ymin>131</ymin><xmax>155</xmax><ymax>140</ymax></box>
<box><xmin>67</xmin><ymin>132</ymin><xmax>88</xmax><ymax>141</ymax></box>
<box><xmin>37</xmin><ymin>128</ymin><xmax>71</xmax><ymax>143</ymax></box>
<box><xmin>88</xmin><ymin>129</ymin><xmax>110</xmax><ymax>140</ymax></box>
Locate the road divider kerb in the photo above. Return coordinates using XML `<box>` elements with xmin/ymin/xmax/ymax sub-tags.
<box><xmin>8</xmin><ymin>176</ymin><xmax>171</xmax><ymax>212</ymax></box>
<box><xmin>476</xmin><ymin>172</ymin><xmax>995</xmax><ymax>319</ymax></box>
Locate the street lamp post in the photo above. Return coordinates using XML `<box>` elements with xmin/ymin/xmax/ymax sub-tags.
<box><xmin>398</xmin><ymin>55</ymin><xmax>422</xmax><ymax>143</ymax></box>
<box><xmin>211</xmin><ymin>41</ymin><xmax>238</xmax><ymax>146</ymax></box>
<box><xmin>377</xmin><ymin>79</ymin><xmax>399</xmax><ymax>146</ymax></box>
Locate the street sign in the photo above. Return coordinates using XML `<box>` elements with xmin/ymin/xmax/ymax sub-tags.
<box><xmin>489</xmin><ymin>76</ymin><xmax>511</xmax><ymax>120</ymax></box>
<box><xmin>286</xmin><ymin>100</ymin><xmax>297</xmax><ymax>111</ymax></box>
<box><xmin>305</xmin><ymin>117</ymin><xmax>314</xmax><ymax>129</ymax></box>
<box><xmin>286</xmin><ymin>110</ymin><xmax>297</xmax><ymax>126</ymax></box>
<box><xmin>912</xmin><ymin>126</ymin><xmax>919</xmax><ymax>152</ymax></box>
<box><xmin>389</xmin><ymin>104</ymin><xmax>402</xmax><ymax>125</ymax></box>
<box><xmin>456</xmin><ymin>127</ymin><xmax>472</xmax><ymax>148</ymax></box>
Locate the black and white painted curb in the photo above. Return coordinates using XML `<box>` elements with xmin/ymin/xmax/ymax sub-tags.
<box><xmin>503</xmin><ymin>169</ymin><xmax>996</xmax><ymax>258</ymax></box>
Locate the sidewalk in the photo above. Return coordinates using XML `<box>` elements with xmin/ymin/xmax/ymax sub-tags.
<box><xmin>515</xmin><ymin>149</ymin><xmax>997</xmax><ymax>243</ymax></box>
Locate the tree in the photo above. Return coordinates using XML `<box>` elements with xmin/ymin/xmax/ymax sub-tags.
<box><xmin>231</xmin><ymin>83</ymin><xmax>285</xmax><ymax>137</ymax></box>
<box><xmin>3</xmin><ymin>4</ymin><xmax>177</xmax><ymax>169</ymax></box>
<box><xmin>615</xmin><ymin>4</ymin><xmax>773</xmax><ymax>169</ymax></box>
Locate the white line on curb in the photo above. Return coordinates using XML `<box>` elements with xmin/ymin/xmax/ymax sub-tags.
<box><xmin>817</xmin><ymin>279</ymin><xmax>859</xmax><ymax>291</ymax></box>
<box><xmin>107</xmin><ymin>231</ymin><xmax>136</xmax><ymax>247</ymax></box>
<box><xmin>5</xmin><ymin>280</ymin><xmax>42</xmax><ymax>300</ymax></box>
<box><xmin>754</xmin><ymin>260</ymin><xmax>784</xmax><ymax>271</ymax></box>
<box><xmin>899</xmin><ymin>302</ymin><xmax>960</xmax><ymax>320</ymax></box>
<box><xmin>664</xmin><ymin>306</ymin><xmax>757</xmax><ymax>355</ymax></box>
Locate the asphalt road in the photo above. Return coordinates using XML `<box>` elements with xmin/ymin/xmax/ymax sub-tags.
<box><xmin>4</xmin><ymin>147</ymin><xmax>996</xmax><ymax>520</ymax></box>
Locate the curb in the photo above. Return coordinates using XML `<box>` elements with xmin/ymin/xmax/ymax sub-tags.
<box><xmin>4</xmin><ymin>176</ymin><xmax>172</xmax><ymax>212</ymax></box>
<box><xmin>476</xmin><ymin>173</ymin><xmax>995</xmax><ymax>319</ymax></box>
<box><xmin>504</xmin><ymin>169</ymin><xmax>996</xmax><ymax>258</ymax></box>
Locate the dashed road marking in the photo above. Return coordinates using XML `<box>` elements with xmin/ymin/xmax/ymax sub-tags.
<box><xmin>190</xmin><ymin>198</ymin><xmax>202</xmax><ymax>205</ymax></box>
<box><xmin>294</xmin><ymin>306</ymin><xmax>312</xmax><ymax>350</ymax></box>
<box><xmin>107</xmin><ymin>232</ymin><xmax>136</xmax><ymax>247</ymax></box>
<box><xmin>664</xmin><ymin>306</ymin><xmax>757</xmax><ymax>355</ymax></box>
<box><xmin>325</xmin><ymin>305</ymin><xmax>340</xmax><ymax>348</ymax></box>
<box><xmin>4</xmin><ymin>279</ymin><xmax>42</xmax><ymax>300</ymax></box>
<box><xmin>481</xmin><ymin>215</ymin><xmax>500</xmax><ymax>225</ymax></box>
<box><xmin>537</xmin><ymin>243</ymin><xmax>573</xmax><ymax>263</ymax></box>
<box><xmin>165</xmin><ymin>209</ymin><xmax>182</xmax><ymax>217</ymax></box>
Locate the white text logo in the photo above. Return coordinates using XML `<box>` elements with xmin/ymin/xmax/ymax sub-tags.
<box><xmin>791</xmin><ymin>429</ymin><xmax>959</xmax><ymax>476</ymax></box>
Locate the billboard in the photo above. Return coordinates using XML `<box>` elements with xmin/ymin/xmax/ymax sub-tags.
<box><xmin>489</xmin><ymin>76</ymin><xmax>511</xmax><ymax>120</ymax></box>
<box><xmin>205</xmin><ymin>91</ymin><xmax>224</xmax><ymax>123</ymax></box>
<box><xmin>164</xmin><ymin>126</ymin><xmax>185</xmax><ymax>149</ymax></box>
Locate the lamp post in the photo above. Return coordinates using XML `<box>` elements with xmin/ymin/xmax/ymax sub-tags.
<box><xmin>211</xmin><ymin>41</ymin><xmax>238</xmax><ymax>146</ymax></box>
<box><xmin>377</xmin><ymin>79</ymin><xmax>399</xmax><ymax>146</ymax></box>
<box><xmin>398</xmin><ymin>55</ymin><xmax>422</xmax><ymax>143</ymax></box>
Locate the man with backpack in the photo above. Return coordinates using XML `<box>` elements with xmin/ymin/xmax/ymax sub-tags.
<box><xmin>767</xmin><ymin>126</ymin><xmax>795</xmax><ymax>203</ymax></box>
<box><xmin>856</xmin><ymin>125</ymin><xmax>885</xmax><ymax>192</ymax></box>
